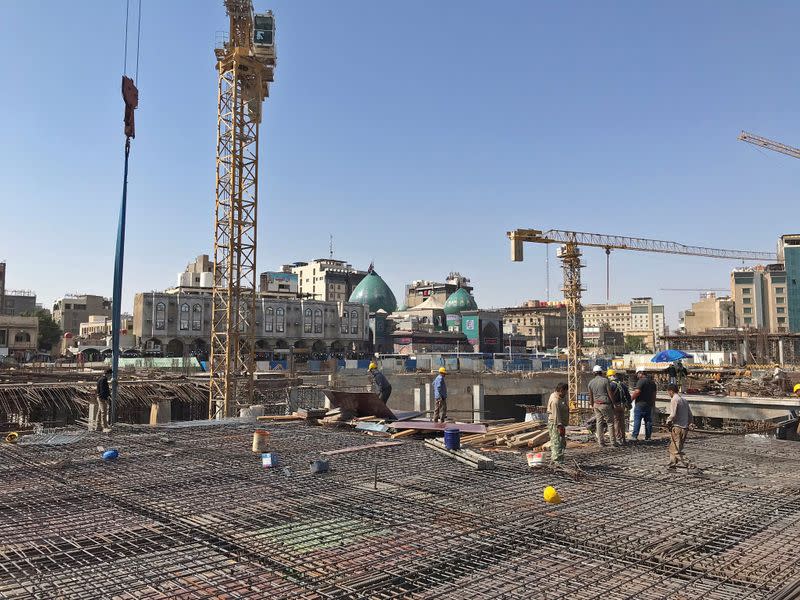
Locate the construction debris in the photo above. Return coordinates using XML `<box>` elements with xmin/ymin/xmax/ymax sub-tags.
<box><xmin>424</xmin><ymin>438</ymin><xmax>496</xmax><ymax>470</ymax></box>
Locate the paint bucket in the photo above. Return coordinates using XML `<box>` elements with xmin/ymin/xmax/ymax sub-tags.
<box><xmin>443</xmin><ymin>427</ymin><xmax>461</xmax><ymax>451</ymax></box>
<box><xmin>252</xmin><ymin>429</ymin><xmax>270</xmax><ymax>453</ymax></box>
<box><xmin>526</xmin><ymin>451</ymin><xmax>544</xmax><ymax>468</ymax></box>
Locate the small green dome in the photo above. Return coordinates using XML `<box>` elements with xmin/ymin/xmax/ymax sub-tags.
<box><xmin>443</xmin><ymin>288</ymin><xmax>477</xmax><ymax>315</ymax></box>
<box><xmin>349</xmin><ymin>269</ymin><xmax>397</xmax><ymax>313</ymax></box>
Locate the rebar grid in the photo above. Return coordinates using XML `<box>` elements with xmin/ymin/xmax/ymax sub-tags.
<box><xmin>2</xmin><ymin>423</ymin><xmax>800</xmax><ymax>599</ymax></box>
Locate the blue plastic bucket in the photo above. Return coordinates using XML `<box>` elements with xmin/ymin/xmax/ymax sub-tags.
<box><xmin>443</xmin><ymin>427</ymin><xmax>461</xmax><ymax>451</ymax></box>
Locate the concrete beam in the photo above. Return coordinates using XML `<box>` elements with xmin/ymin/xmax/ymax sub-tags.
<box><xmin>656</xmin><ymin>393</ymin><xmax>800</xmax><ymax>421</ymax></box>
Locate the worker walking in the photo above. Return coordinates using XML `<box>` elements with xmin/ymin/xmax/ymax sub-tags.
<box><xmin>666</xmin><ymin>383</ymin><xmax>693</xmax><ymax>468</ymax></box>
<box><xmin>93</xmin><ymin>368</ymin><xmax>112</xmax><ymax>433</ymax></box>
<box><xmin>631</xmin><ymin>368</ymin><xmax>657</xmax><ymax>441</ymax></box>
<box><xmin>608</xmin><ymin>369</ymin><xmax>630</xmax><ymax>446</ymax></box>
<box><xmin>432</xmin><ymin>367</ymin><xmax>448</xmax><ymax>423</ymax></box>
<box><xmin>588</xmin><ymin>365</ymin><xmax>618</xmax><ymax>447</ymax></box>
<box><xmin>368</xmin><ymin>362</ymin><xmax>392</xmax><ymax>404</ymax></box>
<box><xmin>547</xmin><ymin>382</ymin><xmax>569</xmax><ymax>463</ymax></box>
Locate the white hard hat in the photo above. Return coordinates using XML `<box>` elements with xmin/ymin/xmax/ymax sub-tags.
<box><xmin>636</xmin><ymin>367</ymin><xmax>645</xmax><ymax>373</ymax></box>
<box><xmin>592</xmin><ymin>365</ymin><xmax>603</xmax><ymax>373</ymax></box>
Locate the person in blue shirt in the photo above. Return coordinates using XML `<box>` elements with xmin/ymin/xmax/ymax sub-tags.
<box><xmin>433</xmin><ymin>367</ymin><xmax>448</xmax><ymax>422</ymax></box>
<box><xmin>368</xmin><ymin>362</ymin><xmax>392</xmax><ymax>404</ymax></box>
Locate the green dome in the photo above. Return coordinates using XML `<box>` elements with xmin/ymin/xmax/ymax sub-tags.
<box><xmin>443</xmin><ymin>288</ymin><xmax>477</xmax><ymax>315</ymax></box>
<box><xmin>349</xmin><ymin>269</ymin><xmax>397</xmax><ymax>314</ymax></box>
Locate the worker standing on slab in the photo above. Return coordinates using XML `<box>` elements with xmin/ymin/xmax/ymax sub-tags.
<box><xmin>368</xmin><ymin>362</ymin><xmax>392</xmax><ymax>404</ymax></box>
<box><xmin>666</xmin><ymin>383</ymin><xmax>692</xmax><ymax>468</ymax></box>
<box><xmin>666</xmin><ymin>362</ymin><xmax>677</xmax><ymax>386</ymax></box>
<box><xmin>433</xmin><ymin>367</ymin><xmax>448</xmax><ymax>423</ymax></box>
<box><xmin>608</xmin><ymin>369</ymin><xmax>630</xmax><ymax>446</ymax></box>
<box><xmin>631</xmin><ymin>368</ymin><xmax>656</xmax><ymax>441</ymax></box>
<box><xmin>93</xmin><ymin>368</ymin><xmax>113</xmax><ymax>433</ymax></box>
<box><xmin>675</xmin><ymin>360</ymin><xmax>688</xmax><ymax>393</ymax></box>
<box><xmin>547</xmin><ymin>382</ymin><xmax>569</xmax><ymax>463</ymax></box>
<box><xmin>588</xmin><ymin>365</ymin><xmax>618</xmax><ymax>447</ymax></box>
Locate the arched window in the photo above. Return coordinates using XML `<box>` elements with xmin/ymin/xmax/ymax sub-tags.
<box><xmin>192</xmin><ymin>304</ymin><xmax>202</xmax><ymax>331</ymax></box>
<box><xmin>180</xmin><ymin>303</ymin><xmax>190</xmax><ymax>330</ymax></box>
<box><xmin>276</xmin><ymin>308</ymin><xmax>285</xmax><ymax>333</ymax></box>
<box><xmin>340</xmin><ymin>312</ymin><xmax>349</xmax><ymax>334</ymax></box>
<box><xmin>350</xmin><ymin>310</ymin><xmax>359</xmax><ymax>335</ymax></box>
<box><xmin>264</xmin><ymin>307</ymin><xmax>274</xmax><ymax>332</ymax></box>
<box><xmin>314</xmin><ymin>309</ymin><xmax>323</xmax><ymax>334</ymax></box>
<box><xmin>14</xmin><ymin>331</ymin><xmax>30</xmax><ymax>343</ymax></box>
<box><xmin>304</xmin><ymin>308</ymin><xmax>313</xmax><ymax>333</ymax></box>
<box><xmin>155</xmin><ymin>302</ymin><xmax>166</xmax><ymax>330</ymax></box>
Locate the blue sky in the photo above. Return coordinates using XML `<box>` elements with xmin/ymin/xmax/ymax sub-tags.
<box><xmin>1</xmin><ymin>1</ymin><xmax>798</xmax><ymax>327</ymax></box>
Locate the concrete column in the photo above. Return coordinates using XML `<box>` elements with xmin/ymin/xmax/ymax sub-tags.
<box><xmin>324</xmin><ymin>375</ymin><xmax>334</xmax><ymax>409</ymax></box>
<box><xmin>779</xmin><ymin>339</ymin><xmax>785</xmax><ymax>366</ymax></box>
<box><xmin>87</xmin><ymin>403</ymin><xmax>98</xmax><ymax>431</ymax></box>
<box><xmin>424</xmin><ymin>383</ymin><xmax>432</xmax><ymax>413</ymax></box>
<box><xmin>149</xmin><ymin>399</ymin><xmax>172</xmax><ymax>425</ymax></box>
<box><xmin>704</xmin><ymin>339</ymin><xmax>710</xmax><ymax>352</ymax></box>
<box><xmin>413</xmin><ymin>387</ymin><xmax>423</xmax><ymax>412</ymax></box>
<box><xmin>742</xmin><ymin>337</ymin><xmax>749</xmax><ymax>366</ymax></box>
<box><xmin>472</xmin><ymin>384</ymin><xmax>484</xmax><ymax>423</ymax></box>
<box><xmin>289</xmin><ymin>387</ymin><xmax>299</xmax><ymax>412</ymax></box>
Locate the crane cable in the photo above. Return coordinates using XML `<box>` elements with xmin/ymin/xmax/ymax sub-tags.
<box><xmin>122</xmin><ymin>0</ymin><xmax>143</xmax><ymax>84</ymax></box>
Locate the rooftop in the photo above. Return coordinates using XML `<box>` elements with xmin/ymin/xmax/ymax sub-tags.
<box><xmin>2</xmin><ymin>421</ymin><xmax>800</xmax><ymax>598</ymax></box>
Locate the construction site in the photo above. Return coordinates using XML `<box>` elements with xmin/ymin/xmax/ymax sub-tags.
<box><xmin>4</xmin><ymin>1</ymin><xmax>800</xmax><ymax>599</ymax></box>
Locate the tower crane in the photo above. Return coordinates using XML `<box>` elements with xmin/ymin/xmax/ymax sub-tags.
<box><xmin>209</xmin><ymin>2</ymin><xmax>276</xmax><ymax>419</ymax></box>
<box><xmin>738</xmin><ymin>131</ymin><xmax>800</xmax><ymax>159</ymax></box>
<box><xmin>508</xmin><ymin>228</ymin><xmax>775</xmax><ymax>412</ymax></box>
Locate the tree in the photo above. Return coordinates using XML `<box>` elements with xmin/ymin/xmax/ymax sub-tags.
<box><xmin>624</xmin><ymin>335</ymin><xmax>647</xmax><ymax>353</ymax></box>
<box><xmin>22</xmin><ymin>308</ymin><xmax>62</xmax><ymax>352</ymax></box>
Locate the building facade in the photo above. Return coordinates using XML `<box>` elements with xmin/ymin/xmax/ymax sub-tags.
<box><xmin>404</xmin><ymin>273</ymin><xmax>473</xmax><ymax>309</ymax></box>
<box><xmin>53</xmin><ymin>295</ymin><xmax>112</xmax><ymax>336</ymax></box>
<box><xmin>779</xmin><ymin>234</ymin><xmax>800</xmax><ymax>333</ymax></box>
<box><xmin>680</xmin><ymin>293</ymin><xmax>736</xmax><ymax>334</ymax></box>
<box><xmin>583</xmin><ymin>297</ymin><xmax>665</xmax><ymax>344</ymax></box>
<box><xmin>500</xmin><ymin>301</ymin><xmax>568</xmax><ymax>350</ymax></box>
<box><xmin>0</xmin><ymin>315</ymin><xmax>39</xmax><ymax>359</ymax></box>
<box><xmin>286</xmin><ymin>259</ymin><xmax>367</xmax><ymax>302</ymax></box>
<box><xmin>731</xmin><ymin>264</ymin><xmax>788</xmax><ymax>332</ymax></box>
<box><xmin>259</xmin><ymin>271</ymin><xmax>299</xmax><ymax>297</ymax></box>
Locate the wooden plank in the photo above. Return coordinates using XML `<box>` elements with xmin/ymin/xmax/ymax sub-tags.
<box><xmin>424</xmin><ymin>439</ymin><xmax>496</xmax><ymax>470</ymax></box>
<box><xmin>391</xmin><ymin>421</ymin><xmax>487</xmax><ymax>434</ymax></box>
<box><xmin>256</xmin><ymin>414</ymin><xmax>304</xmax><ymax>421</ymax></box>
<box><xmin>390</xmin><ymin>429</ymin><xmax>417</xmax><ymax>439</ymax></box>
<box><xmin>320</xmin><ymin>441</ymin><xmax>404</xmax><ymax>456</ymax></box>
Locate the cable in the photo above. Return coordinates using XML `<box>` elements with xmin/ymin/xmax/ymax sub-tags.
<box><xmin>135</xmin><ymin>0</ymin><xmax>142</xmax><ymax>84</ymax></box>
<box><xmin>123</xmin><ymin>0</ymin><xmax>130</xmax><ymax>75</ymax></box>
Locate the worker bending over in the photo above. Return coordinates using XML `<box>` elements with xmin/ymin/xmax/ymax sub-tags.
<box><xmin>432</xmin><ymin>367</ymin><xmax>448</xmax><ymax>423</ymax></box>
<box><xmin>368</xmin><ymin>362</ymin><xmax>392</xmax><ymax>404</ymax></box>
<box><xmin>547</xmin><ymin>382</ymin><xmax>569</xmax><ymax>464</ymax></box>
<box><xmin>588</xmin><ymin>365</ymin><xmax>618</xmax><ymax>447</ymax></box>
<box><xmin>666</xmin><ymin>383</ymin><xmax>693</xmax><ymax>469</ymax></box>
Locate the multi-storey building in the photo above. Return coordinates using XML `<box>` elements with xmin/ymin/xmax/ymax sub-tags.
<box><xmin>0</xmin><ymin>315</ymin><xmax>39</xmax><ymax>359</ymax></box>
<box><xmin>259</xmin><ymin>270</ymin><xmax>299</xmax><ymax>297</ymax></box>
<box><xmin>500</xmin><ymin>301</ymin><xmax>569</xmax><ymax>350</ymax></box>
<box><xmin>404</xmin><ymin>273</ymin><xmax>473</xmax><ymax>309</ymax></box>
<box><xmin>631</xmin><ymin>297</ymin><xmax>666</xmax><ymax>339</ymax></box>
<box><xmin>583</xmin><ymin>297</ymin><xmax>665</xmax><ymax>348</ymax></box>
<box><xmin>52</xmin><ymin>295</ymin><xmax>112</xmax><ymax>336</ymax></box>
<box><xmin>731</xmin><ymin>264</ymin><xmax>788</xmax><ymax>332</ymax></box>
<box><xmin>285</xmin><ymin>259</ymin><xmax>367</xmax><ymax>302</ymax></box>
<box><xmin>680</xmin><ymin>293</ymin><xmax>736</xmax><ymax>334</ymax></box>
<box><xmin>582</xmin><ymin>303</ymin><xmax>632</xmax><ymax>332</ymax></box>
<box><xmin>779</xmin><ymin>234</ymin><xmax>800</xmax><ymax>333</ymax></box>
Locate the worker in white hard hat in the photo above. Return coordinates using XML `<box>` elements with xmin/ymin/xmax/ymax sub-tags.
<box><xmin>368</xmin><ymin>362</ymin><xmax>392</xmax><ymax>404</ymax></box>
<box><xmin>588</xmin><ymin>365</ymin><xmax>618</xmax><ymax>447</ymax></box>
<box><xmin>433</xmin><ymin>367</ymin><xmax>448</xmax><ymax>423</ymax></box>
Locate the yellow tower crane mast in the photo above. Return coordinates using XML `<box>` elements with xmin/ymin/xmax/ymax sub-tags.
<box><xmin>508</xmin><ymin>228</ymin><xmax>774</xmax><ymax>412</ymax></box>
<box><xmin>209</xmin><ymin>2</ymin><xmax>276</xmax><ymax>419</ymax></box>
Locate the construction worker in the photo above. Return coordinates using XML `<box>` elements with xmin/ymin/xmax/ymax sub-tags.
<box><xmin>666</xmin><ymin>383</ymin><xmax>693</xmax><ymax>468</ymax></box>
<box><xmin>93</xmin><ymin>368</ymin><xmax>112</xmax><ymax>432</ymax></box>
<box><xmin>368</xmin><ymin>362</ymin><xmax>392</xmax><ymax>404</ymax></box>
<box><xmin>794</xmin><ymin>383</ymin><xmax>800</xmax><ymax>397</ymax></box>
<box><xmin>608</xmin><ymin>369</ymin><xmax>630</xmax><ymax>446</ymax></box>
<box><xmin>547</xmin><ymin>382</ymin><xmax>569</xmax><ymax>463</ymax></box>
<box><xmin>588</xmin><ymin>365</ymin><xmax>618</xmax><ymax>447</ymax></box>
<box><xmin>433</xmin><ymin>367</ymin><xmax>448</xmax><ymax>423</ymax></box>
<box><xmin>631</xmin><ymin>367</ymin><xmax>656</xmax><ymax>441</ymax></box>
<box><xmin>675</xmin><ymin>360</ymin><xmax>688</xmax><ymax>392</ymax></box>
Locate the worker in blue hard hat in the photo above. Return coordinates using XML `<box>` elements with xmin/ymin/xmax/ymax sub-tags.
<box><xmin>368</xmin><ymin>362</ymin><xmax>392</xmax><ymax>405</ymax></box>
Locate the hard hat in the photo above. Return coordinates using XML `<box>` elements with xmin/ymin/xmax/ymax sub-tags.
<box><xmin>438</xmin><ymin>367</ymin><xmax>447</xmax><ymax>374</ymax></box>
<box><xmin>636</xmin><ymin>367</ymin><xmax>645</xmax><ymax>373</ymax></box>
<box><xmin>592</xmin><ymin>365</ymin><xmax>603</xmax><ymax>373</ymax></box>
<box><xmin>368</xmin><ymin>362</ymin><xmax>377</xmax><ymax>370</ymax></box>
<box><xmin>543</xmin><ymin>486</ymin><xmax>561</xmax><ymax>504</ymax></box>
<box><xmin>794</xmin><ymin>383</ymin><xmax>800</xmax><ymax>394</ymax></box>
<box><xmin>606</xmin><ymin>369</ymin><xmax>616</xmax><ymax>377</ymax></box>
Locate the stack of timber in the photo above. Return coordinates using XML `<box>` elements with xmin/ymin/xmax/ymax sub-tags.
<box><xmin>424</xmin><ymin>438</ymin><xmax>496</xmax><ymax>470</ymax></box>
<box><xmin>460</xmin><ymin>420</ymin><xmax>549</xmax><ymax>449</ymax></box>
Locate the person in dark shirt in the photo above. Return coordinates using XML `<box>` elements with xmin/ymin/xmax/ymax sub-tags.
<box><xmin>630</xmin><ymin>368</ymin><xmax>657</xmax><ymax>441</ymax></box>
<box><xmin>368</xmin><ymin>362</ymin><xmax>392</xmax><ymax>404</ymax></box>
<box><xmin>94</xmin><ymin>368</ymin><xmax>112</xmax><ymax>432</ymax></box>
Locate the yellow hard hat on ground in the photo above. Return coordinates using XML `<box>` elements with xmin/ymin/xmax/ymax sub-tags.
<box><xmin>438</xmin><ymin>367</ymin><xmax>447</xmax><ymax>374</ymax></box>
<box><xmin>794</xmin><ymin>383</ymin><xmax>800</xmax><ymax>394</ymax></box>
<box><xmin>368</xmin><ymin>362</ymin><xmax>378</xmax><ymax>370</ymax></box>
<box><xmin>606</xmin><ymin>369</ymin><xmax>616</xmax><ymax>377</ymax></box>
<box><xmin>543</xmin><ymin>486</ymin><xmax>561</xmax><ymax>504</ymax></box>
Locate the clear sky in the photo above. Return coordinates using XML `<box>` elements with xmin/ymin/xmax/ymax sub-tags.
<box><xmin>1</xmin><ymin>1</ymin><xmax>798</xmax><ymax>327</ymax></box>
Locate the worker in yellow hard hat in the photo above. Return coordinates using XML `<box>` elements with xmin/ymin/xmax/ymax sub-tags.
<box><xmin>794</xmin><ymin>383</ymin><xmax>800</xmax><ymax>397</ymax></box>
<box><xmin>433</xmin><ymin>367</ymin><xmax>448</xmax><ymax>423</ymax></box>
<box><xmin>368</xmin><ymin>361</ymin><xmax>392</xmax><ymax>404</ymax></box>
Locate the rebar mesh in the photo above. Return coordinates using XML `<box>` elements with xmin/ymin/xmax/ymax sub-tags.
<box><xmin>2</xmin><ymin>423</ymin><xmax>800</xmax><ymax>599</ymax></box>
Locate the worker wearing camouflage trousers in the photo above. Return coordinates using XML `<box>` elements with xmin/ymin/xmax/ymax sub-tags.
<box><xmin>547</xmin><ymin>382</ymin><xmax>569</xmax><ymax>463</ymax></box>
